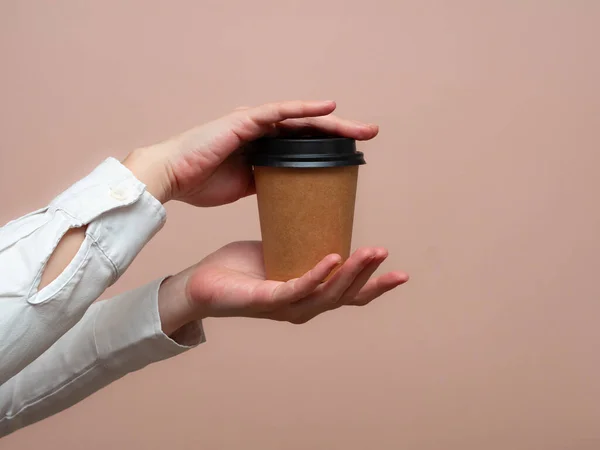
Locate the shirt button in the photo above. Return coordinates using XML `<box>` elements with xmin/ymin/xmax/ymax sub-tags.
<box><xmin>110</xmin><ymin>188</ymin><xmax>129</xmax><ymax>202</ymax></box>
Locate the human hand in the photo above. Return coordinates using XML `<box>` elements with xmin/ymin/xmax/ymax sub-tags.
<box><xmin>157</xmin><ymin>241</ymin><xmax>408</xmax><ymax>334</ymax></box>
<box><xmin>123</xmin><ymin>101</ymin><xmax>378</xmax><ymax>206</ymax></box>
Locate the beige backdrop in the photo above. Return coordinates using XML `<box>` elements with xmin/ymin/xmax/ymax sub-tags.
<box><xmin>1</xmin><ymin>1</ymin><xmax>600</xmax><ymax>449</ymax></box>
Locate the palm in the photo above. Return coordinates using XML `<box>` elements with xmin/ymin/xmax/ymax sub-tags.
<box><xmin>185</xmin><ymin>241</ymin><xmax>408</xmax><ymax>324</ymax></box>
<box><xmin>186</xmin><ymin>241</ymin><xmax>284</xmax><ymax>317</ymax></box>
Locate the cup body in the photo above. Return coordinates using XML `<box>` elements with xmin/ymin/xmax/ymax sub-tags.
<box><xmin>254</xmin><ymin>165</ymin><xmax>359</xmax><ymax>281</ymax></box>
<box><xmin>250</xmin><ymin>136</ymin><xmax>365</xmax><ymax>282</ymax></box>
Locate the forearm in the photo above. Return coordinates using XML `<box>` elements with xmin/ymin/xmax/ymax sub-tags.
<box><xmin>0</xmin><ymin>158</ymin><xmax>166</xmax><ymax>385</ymax></box>
<box><xmin>0</xmin><ymin>279</ymin><xmax>203</xmax><ymax>438</ymax></box>
<box><xmin>39</xmin><ymin>227</ymin><xmax>87</xmax><ymax>289</ymax></box>
<box><xmin>157</xmin><ymin>272</ymin><xmax>197</xmax><ymax>336</ymax></box>
<box><xmin>38</xmin><ymin>153</ymin><xmax>168</xmax><ymax>291</ymax></box>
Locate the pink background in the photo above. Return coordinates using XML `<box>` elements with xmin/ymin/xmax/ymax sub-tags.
<box><xmin>1</xmin><ymin>1</ymin><xmax>599</xmax><ymax>449</ymax></box>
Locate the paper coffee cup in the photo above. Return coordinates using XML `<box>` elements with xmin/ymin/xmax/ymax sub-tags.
<box><xmin>249</xmin><ymin>137</ymin><xmax>365</xmax><ymax>281</ymax></box>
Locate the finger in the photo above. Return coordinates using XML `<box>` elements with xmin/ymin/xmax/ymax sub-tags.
<box><xmin>337</xmin><ymin>248</ymin><xmax>388</xmax><ymax>305</ymax></box>
<box><xmin>281</xmin><ymin>251</ymin><xmax>386</xmax><ymax>324</ymax></box>
<box><xmin>276</xmin><ymin>116</ymin><xmax>379</xmax><ymax>140</ymax></box>
<box><xmin>228</xmin><ymin>100</ymin><xmax>337</xmax><ymax>142</ymax></box>
<box><xmin>250</xmin><ymin>100</ymin><xmax>337</xmax><ymax>124</ymax></box>
<box><xmin>349</xmin><ymin>271</ymin><xmax>409</xmax><ymax>306</ymax></box>
<box><xmin>288</xmin><ymin>248</ymin><xmax>377</xmax><ymax>320</ymax></box>
<box><xmin>281</xmin><ymin>267</ymin><xmax>408</xmax><ymax>324</ymax></box>
<box><xmin>319</xmin><ymin>247</ymin><xmax>379</xmax><ymax>301</ymax></box>
<box><xmin>271</xmin><ymin>253</ymin><xmax>342</xmax><ymax>303</ymax></box>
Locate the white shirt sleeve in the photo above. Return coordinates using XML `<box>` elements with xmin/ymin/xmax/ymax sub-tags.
<box><xmin>0</xmin><ymin>279</ymin><xmax>205</xmax><ymax>437</ymax></box>
<box><xmin>0</xmin><ymin>157</ymin><xmax>166</xmax><ymax>385</ymax></box>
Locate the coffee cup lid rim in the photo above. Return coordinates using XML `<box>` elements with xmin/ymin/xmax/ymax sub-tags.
<box><xmin>248</xmin><ymin>136</ymin><xmax>366</xmax><ymax>168</ymax></box>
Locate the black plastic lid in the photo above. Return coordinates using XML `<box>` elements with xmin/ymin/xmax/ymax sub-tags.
<box><xmin>248</xmin><ymin>136</ymin><xmax>366</xmax><ymax>168</ymax></box>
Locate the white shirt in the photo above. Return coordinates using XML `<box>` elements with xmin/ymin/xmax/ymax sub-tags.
<box><xmin>0</xmin><ymin>158</ymin><xmax>204</xmax><ymax>437</ymax></box>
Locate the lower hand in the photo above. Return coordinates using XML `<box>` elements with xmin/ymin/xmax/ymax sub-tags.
<box><xmin>123</xmin><ymin>101</ymin><xmax>378</xmax><ymax>206</ymax></box>
<box><xmin>157</xmin><ymin>241</ymin><xmax>408</xmax><ymax>334</ymax></box>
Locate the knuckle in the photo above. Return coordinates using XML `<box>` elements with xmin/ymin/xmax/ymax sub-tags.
<box><xmin>354</xmin><ymin>297</ymin><xmax>371</xmax><ymax>307</ymax></box>
<box><xmin>324</xmin><ymin>293</ymin><xmax>339</xmax><ymax>304</ymax></box>
<box><xmin>288</xmin><ymin>315</ymin><xmax>309</xmax><ymax>325</ymax></box>
<box><xmin>261</xmin><ymin>102</ymin><xmax>278</xmax><ymax>113</ymax></box>
<box><xmin>258</xmin><ymin>300</ymin><xmax>278</xmax><ymax>313</ymax></box>
<box><xmin>228</xmin><ymin>107</ymin><xmax>245</xmax><ymax>117</ymax></box>
<box><xmin>250</xmin><ymin>287</ymin><xmax>276</xmax><ymax>311</ymax></box>
<box><xmin>357</xmin><ymin>247</ymin><xmax>374</xmax><ymax>259</ymax></box>
<box><xmin>302</xmin><ymin>273</ymin><xmax>319</xmax><ymax>290</ymax></box>
<box><xmin>286</xmin><ymin>278</ymin><xmax>301</xmax><ymax>295</ymax></box>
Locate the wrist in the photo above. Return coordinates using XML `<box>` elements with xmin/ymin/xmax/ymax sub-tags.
<box><xmin>157</xmin><ymin>274</ymin><xmax>198</xmax><ymax>336</ymax></box>
<box><xmin>123</xmin><ymin>146</ymin><xmax>172</xmax><ymax>204</ymax></box>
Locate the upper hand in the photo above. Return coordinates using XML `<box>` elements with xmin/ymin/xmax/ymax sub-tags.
<box><xmin>123</xmin><ymin>101</ymin><xmax>379</xmax><ymax>206</ymax></box>
<box><xmin>157</xmin><ymin>241</ymin><xmax>408</xmax><ymax>334</ymax></box>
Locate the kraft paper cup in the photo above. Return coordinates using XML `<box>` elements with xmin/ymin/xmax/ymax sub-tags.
<box><xmin>250</xmin><ymin>137</ymin><xmax>365</xmax><ymax>282</ymax></box>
